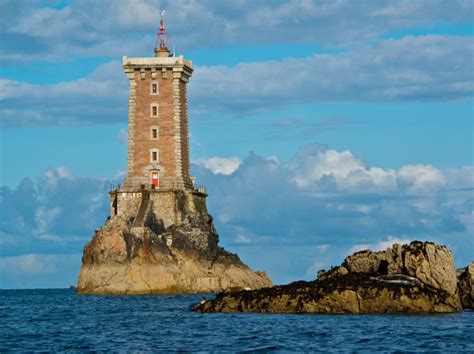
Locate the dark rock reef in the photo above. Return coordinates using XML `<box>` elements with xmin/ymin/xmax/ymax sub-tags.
<box><xmin>193</xmin><ymin>241</ymin><xmax>472</xmax><ymax>314</ymax></box>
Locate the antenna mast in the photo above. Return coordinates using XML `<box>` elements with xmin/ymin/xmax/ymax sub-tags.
<box><xmin>154</xmin><ymin>10</ymin><xmax>170</xmax><ymax>57</ymax></box>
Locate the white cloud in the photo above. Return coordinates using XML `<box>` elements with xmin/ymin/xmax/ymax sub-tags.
<box><xmin>0</xmin><ymin>61</ymin><xmax>126</xmax><ymax>127</ymax></box>
<box><xmin>0</xmin><ymin>253</ymin><xmax>83</xmax><ymax>288</ymax></box>
<box><xmin>290</xmin><ymin>147</ymin><xmax>367</xmax><ymax>188</ymax></box>
<box><xmin>43</xmin><ymin>166</ymin><xmax>73</xmax><ymax>188</ymax></box>
<box><xmin>289</xmin><ymin>145</ymin><xmax>398</xmax><ymax>192</ymax></box>
<box><xmin>191</xmin><ymin>36</ymin><xmax>473</xmax><ymax>115</ymax></box>
<box><xmin>397</xmin><ymin>164</ymin><xmax>448</xmax><ymax>193</ymax></box>
<box><xmin>35</xmin><ymin>207</ymin><xmax>62</xmax><ymax>235</ymax></box>
<box><xmin>234</xmin><ymin>233</ymin><xmax>251</xmax><ymax>244</ymax></box>
<box><xmin>0</xmin><ymin>254</ymin><xmax>57</xmax><ymax>275</ymax></box>
<box><xmin>0</xmin><ymin>168</ymin><xmax>113</xmax><ymax>259</ymax></box>
<box><xmin>195</xmin><ymin>157</ymin><xmax>242</xmax><ymax>175</ymax></box>
<box><xmin>118</xmin><ymin>128</ymin><xmax>128</xmax><ymax>145</ymax></box>
<box><xmin>305</xmin><ymin>244</ymin><xmax>331</xmax><ymax>277</ymax></box>
<box><xmin>348</xmin><ymin>236</ymin><xmax>412</xmax><ymax>254</ymax></box>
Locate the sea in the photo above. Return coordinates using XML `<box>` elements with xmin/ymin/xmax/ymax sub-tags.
<box><xmin>1</xmin><ymin>289</ymin><xmax>473</xmax><ymax>352</ymax></box>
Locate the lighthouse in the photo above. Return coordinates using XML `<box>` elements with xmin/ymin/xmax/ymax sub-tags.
<box><xmin>77</xmin><ymin>12</ymin><xmax>272</xmax><ymax>295</ymax></box>
<box><xmin>123</xmin><ymin>12</ymin><xmax>193</xmax><ymax>190</ymax></box>
<box><xmin>109</xmin><ymin>12</ymin><xmax>205</xmax><ymax>230</ymax></box>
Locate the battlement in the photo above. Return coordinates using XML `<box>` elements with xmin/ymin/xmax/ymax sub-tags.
<box><xmin>123</xmin><ymin>55</ymin><xmax>193</xmax><ymax>71</ymax></box>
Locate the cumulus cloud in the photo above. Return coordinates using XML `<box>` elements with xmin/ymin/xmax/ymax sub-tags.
<box><xmin>1</xmin><ymin>145</ymin><xmax>472</xmax><ymax>286</ymax></box>
<box><xmin>0</xmin><ymin>167</ymin><xmax>113</xmax><ymax>258</ymax></box>
<box><xmin>347</xmin><ymin>236</ymin><xmax>413</xmax><ymax>254</ymax></box>
<box><xmin>192</xmin><ymin>144</ymin><xmax>474</xmax><ymax>281</ymax></box>
<box><xmin>397</xmin><ymin>164</ymin><xmax>448</xmax><ymax>192</ymax></box>
<box><xmin>288</xmin><ymin>144</ymin><xmax>399</xmax><ymax>192</ymax></box>
<box><xmin>195</xmin><ymin>157</ymin><xmax>242</xmax><ymax>175</ymax></box>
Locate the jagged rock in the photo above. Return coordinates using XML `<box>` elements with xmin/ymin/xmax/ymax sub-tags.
<box><xmin>344</xmin><ymin>250</ymin><xmax>386</xmax><ymax>274</ymax></box>
<box><xmin>457</xmin><ymin>262</ymin><xmax>474</xmax><ymax>309</ymax></box>
<box><xmin>401</xmin><ymin>242</ymin><xmax>458</xmax><ymax>295</ymax></box>
<box><xmin>193</xmin><ymin>241</ymin><xmax>464</xmax><ymax>314</ymax></box>
<box><xmin>339</xmin><ymin>241</ymin><xmax>458</xmax><ymax>295</ymax></box>
<box><xmin>77</xmin><ymin>212</ymin><xmax>271</xmax><ymax>294</ymax></box>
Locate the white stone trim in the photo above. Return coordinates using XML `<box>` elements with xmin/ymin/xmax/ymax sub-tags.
<box><xmin>173</xmin><ymin>74</ymin><xmax>182</xmax><ymax>179</ymax></box>
<box><xmin>125</xmin><ymin>69</ymin><xmax>136</xmax><ymax>177</ymax></box>
<box><xmin>123</xmin><ymin>55</ymin><xmax>193</xmax><ymax>69</ymax></box>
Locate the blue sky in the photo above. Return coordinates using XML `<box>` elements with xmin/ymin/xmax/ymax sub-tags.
<box><xmin>0</xmin><ymin>0</ymin><xmax>473</xmax><ymax>288</ymax></box>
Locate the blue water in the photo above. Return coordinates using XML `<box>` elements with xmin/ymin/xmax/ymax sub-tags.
<box><xmin>1</xmin><ymin>289</ymin><xmax>473</xmax><ymax>352</ymax></box>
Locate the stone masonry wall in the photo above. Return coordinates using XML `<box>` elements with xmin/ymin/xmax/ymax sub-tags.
<box><xmin>132</xmin><ymin>69</ymin><xmax>176</xmax><ymax>182</ymax></box>
<box><xmin>123</xmin><ymin>56</ymin><xmax>193</xmax><ymax>190</ymax></box>
<box><xmin>110</xmin><ymin>190</ymin><xmax>207</xmax><ymax>229</ymax></box>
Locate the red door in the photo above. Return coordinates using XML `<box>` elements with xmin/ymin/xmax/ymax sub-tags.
<box><xmin>151</xmin><ymin>172</ymin><xmax>159</xmax><ymax>189</ymax></box>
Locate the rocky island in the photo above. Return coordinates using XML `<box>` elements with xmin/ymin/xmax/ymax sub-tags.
<box><xmin>76</xmin><ymin>17</ymin><xmax>270</xmax><ymax>294</ymax></box>
<box><xmin>193</xmin><ymin>241</ymin><xmax>473</xmax><ymax>314</ymax></box>
<box><xmin>76</xmin><ymin>192</ymin><xmax>271</xmax><ymax>294</ymax></box>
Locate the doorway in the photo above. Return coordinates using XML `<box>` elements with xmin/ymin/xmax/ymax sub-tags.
<box><xmin>151</xmin><ymin>171</ymin><xmax>159</xmax><ymax>189</ymax></box>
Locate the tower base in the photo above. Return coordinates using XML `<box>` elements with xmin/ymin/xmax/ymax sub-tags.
<box><xmin>77</xmin><ymin>188</ymin><xmax>271</xmax><ymax>294</ymax></box>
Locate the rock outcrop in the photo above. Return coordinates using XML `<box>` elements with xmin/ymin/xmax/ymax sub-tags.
<box><xmin>457</xmin><ymin>262</ymin><xmax>474</xmax><ymax>309</ymax></box>
<box><xmin>77</xmin><ymin>207</ymin><xmax>271</xmax><ymax>294</ymax></box>
<box><xmin>340</xmin><ymin>241</ymin><xmax>458</xmax><ymax>295</ymax></box>
<box><xmin>193</xmin><ymin>241</ymin><xmax>466</xmax><ymax>314</ymax></box>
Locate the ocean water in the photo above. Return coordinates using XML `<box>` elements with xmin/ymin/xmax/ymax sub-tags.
<box><xmin>1</xmin><ymin>289</ymin><xmax>473</xmax><ymax>352</ymax></box>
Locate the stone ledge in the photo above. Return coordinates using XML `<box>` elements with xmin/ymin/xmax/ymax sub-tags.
<box><xmin>123</xmin><ymin>55</ymin><xmax>193</xmax><ymax>72</ymax></box>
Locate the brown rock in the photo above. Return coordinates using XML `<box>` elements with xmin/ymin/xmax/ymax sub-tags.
<box><xmin>77</xmin><ymin>213</ymin><xmax>271</xmax><ymax>294</ymax></box>
<box><xmin>457</xmin><ymin>262</ymin><xmax>474</xmax><ymax>309</ymax></box>
<box><xmin>344</xmin><ymin>250</ymin><xmax>386</xmax><ymax>274</ymax></box>
<box><xmin>341</xmin><ymin>241</ymin><xmax>458</xmax><ymax>295</ymax></box>
<box><xmin>401</xmin><ymin>241</ymin><xmax>458</xmax><ymax>295</ymax></box>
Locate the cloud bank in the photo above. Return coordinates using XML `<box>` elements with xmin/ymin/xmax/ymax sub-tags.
<box><xmin>1</xmin><ymin>0</ymin><xmax>472</xmax><ymax>61</ymax></box>
<box><xmin>2</xmin><ymin>145</ymin><xmax>472</xmax><ymax>286</ymax></box>
<box><xmin>1</xmin><ymin>35</ymin><xmax>472</xmax><ymax>127</ymax></box>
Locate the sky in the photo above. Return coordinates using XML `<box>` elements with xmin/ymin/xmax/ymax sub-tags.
<box><xmin>0</xmin><ymin>0</ymin><xmax>473</xmax><ymax>288</ymax></box>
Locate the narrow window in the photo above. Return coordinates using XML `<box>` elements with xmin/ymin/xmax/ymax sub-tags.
<box><xmin>152</xmin><ymin>129</ymin><xmax>157</xmax><ymax>139</ymax></box>
<box><xmin>150</xmin><ymin>104</ymin><xmax>159</xmax><ymax>118</ymax></box>
<box><xmin>152</xmin><ymin>151</ymin><xmax>157</xmax><ymax>161</ymax></box>
<box><xmin>150</xmin><ymin>81</ymin><xmax>159</xmax><ymax>95</ymax></box>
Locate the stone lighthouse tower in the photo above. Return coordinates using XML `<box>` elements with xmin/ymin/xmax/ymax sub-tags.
<box><xmin>77</xmin><ymin>13</ymin><xmax>272</xmax><ymax>294</ymax></box>
<box><xmin>109</xmin><ymin>13</ymin><xmax>206</xmax><ymax>229</ymax></box>
<box><xmin>123</xmin><ymin>13</ymin><xmax>193</xmax><ymax>190</ymax></box>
